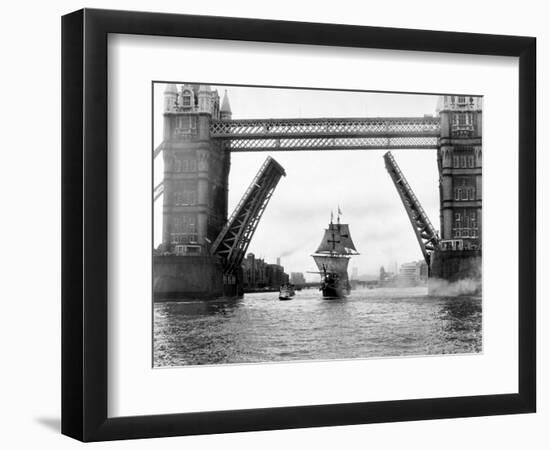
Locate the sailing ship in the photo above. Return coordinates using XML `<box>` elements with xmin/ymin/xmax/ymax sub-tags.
<box><xmin>312</xmin><ymin>210</ymin><xmax>359</xmax><ymax>298</ymax></box>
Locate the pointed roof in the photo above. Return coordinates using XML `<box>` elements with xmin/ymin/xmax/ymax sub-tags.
<box><xmin>164</xmin><ymin>83</ymin><xmax>178</xmax><ymax>94</ymax></box>
<box><xmin>221</xmin><ymin>90</ymin><xmax>232</xmax><ymax>114</ymax></box>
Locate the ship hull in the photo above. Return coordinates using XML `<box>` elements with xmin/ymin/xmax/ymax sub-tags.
<box><xmin>321</xmin><ymin>285</ymin><xmax>348</xmax><ymax>298</ymax></box>
<box><xmin>320</xmin><ymin>275</ymin><xmax>350</xmax><ymax>298</ymax></box>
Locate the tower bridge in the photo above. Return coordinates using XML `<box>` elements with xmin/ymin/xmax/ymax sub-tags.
<box><xmin>153</xmin><ymin>84</ymin><xmax>482</xmax><ymax>300</ymax></box>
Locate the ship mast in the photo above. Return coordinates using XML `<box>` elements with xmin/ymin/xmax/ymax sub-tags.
<box><xmin>327</xmin><ymin>211</ymin><xmax>340</xmax><ymax>255</ymax></box>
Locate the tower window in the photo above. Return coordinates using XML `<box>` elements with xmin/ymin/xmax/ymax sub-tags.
<box><xmin>172</xmin><ymin>215</ymin><xmax>198</xmax><ymax>244</ymax></box>
<box><xmin>181</xmin><ymin>90</ymin><xmax>192</xmax><ymax>107</ymax></box>
<box><xmin>175</xmin><ymin>115</ymin><xmax>196</xmax><ymax>134</ymax></box>
<box><xmin>453</xmin><ymin>177</ymin><xmax>476</xmax><ymax>201</ymax></box>
<box><xmin>452</xmin><ymin>209</ymin><xmax>479</xmax><ymax>240</ymax></box>
<box><xmin>174</xmin><ymin>190</ymin><xmax>197</xmax><ymax>206</ymax></box>
<box><xmin>173</xmin><ymin>180</ymin><xmax>198</xmax><ymax>205</ymax></box>
<box><xmin>174</xmin><ymin>158</ymin><xmax>197</xmax><ymax>172</ymax></box>
<box><xmin>452</xmin><ymin>113</ymin><xmax>474</xmax><ymax>135</ymax></box>
<box><xmin>456</xmin><ymin>113</ymin><xmax>472</xmax><ymax>126</ymax></box>
<box><xmin>452</xmin><ymin>146</ymin><xmax>475</xmax><ymax>168</ymax></box>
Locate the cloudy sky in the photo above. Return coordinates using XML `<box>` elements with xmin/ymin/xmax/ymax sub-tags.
<box><xmin>154</xmin><ymin>84</ymin><xmax>440</xmax><ymax>281</ymax></box>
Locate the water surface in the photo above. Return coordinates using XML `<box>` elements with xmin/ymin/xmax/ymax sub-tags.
<box><xmin>153</xmin><ymin>287</ymin><xmax>481</xmax><ymax>367</ymax></box>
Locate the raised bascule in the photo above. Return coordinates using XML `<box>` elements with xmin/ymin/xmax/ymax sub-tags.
<box><xmin>210</xmin><ymin>156</ymin><xmax>286</xmax><ymax>276</ymax></box>
<box><xmin>384</xmin><ymin>151</ymin><xmax>440</xmax><ymax>266</ymax></box>
<box><xmin>153</xmin><ymin>84</ymin><xmax>481</xmax><ymax>299</ymax></box>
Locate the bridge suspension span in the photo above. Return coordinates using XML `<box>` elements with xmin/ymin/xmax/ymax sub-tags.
<box><xmin>153</xmin><ymin>116</ymin><xmax>440</xmax><ymax>160</ymax></box>
<box><xmin>210</xmin><ymin>116</ymin><xmax>440</xmax><ymax>152</ymax></box>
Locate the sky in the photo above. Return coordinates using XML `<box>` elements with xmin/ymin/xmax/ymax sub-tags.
<box><xmin>154</xmin><ymin>83</ymin><xmax>440</xmax><ymax>281</ymax></box>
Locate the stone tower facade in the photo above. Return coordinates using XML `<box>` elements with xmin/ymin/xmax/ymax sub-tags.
<box><xmin>437</xmin><ymin>95</ymin><xmax>482</xmax><ymax>251</ymax></box>
<box><xmin>160</xmin><ymin>84</ymin><xmax>232</xmax><ymax>256</ymax></box>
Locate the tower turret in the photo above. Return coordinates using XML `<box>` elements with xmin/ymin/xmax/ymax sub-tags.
<box><xmin>198</xmin><ymin>85</ymin><xmax>212</xmax><ymax>114</ymax></box>
<box><xmin>220</xmin><ymin>90</ymin><xmax>232</xmax><ymax>120</ymax></box>
<box><xmin>164</xmin><ymin>83</ymin><xmax>178</xmax><ymax>112</ymax></box>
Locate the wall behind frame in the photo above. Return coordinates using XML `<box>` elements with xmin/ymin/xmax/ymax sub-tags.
<box><xmin>0</xmin><ymin>0</ymin><xmax>545</xmax><ymax>449</ymax></box>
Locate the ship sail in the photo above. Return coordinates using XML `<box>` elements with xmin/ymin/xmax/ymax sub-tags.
<box><xmin>313</xmin><ymin>255</ymin><xmax>350</xmax><ymax>274</ymax></box>
<box><xmin>315</xmin><ymin>223</ymin><xmax>359</xmax><ymax>255</ymax></box>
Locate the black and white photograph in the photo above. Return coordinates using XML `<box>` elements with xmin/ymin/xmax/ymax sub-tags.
<box><xmin>152</xmin><ymin>83</ymin><xmax>483</xmax><ymax>367</ymax></box>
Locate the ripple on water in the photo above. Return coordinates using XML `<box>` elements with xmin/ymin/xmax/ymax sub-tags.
<box><xmin>153</xmin><ymin>287</ymin><xmax>482</xmax><ymax>367</ymax></box>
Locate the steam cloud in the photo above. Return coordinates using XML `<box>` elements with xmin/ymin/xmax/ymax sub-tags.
<box><xmin>429</xmin><ymin>278</ymin><xmax>481</xmax><ymax>297</ymax></box>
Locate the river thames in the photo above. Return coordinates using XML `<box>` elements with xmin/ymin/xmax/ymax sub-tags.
<box><xmin>153</xmin><ymin>287</ymin><xmax>481</xmax><ymax>367</ymax></box>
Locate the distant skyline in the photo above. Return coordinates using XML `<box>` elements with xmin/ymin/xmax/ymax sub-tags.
<box><xmin>154</xmin><ymin>83</ymin><xmax>440</xmax><ymax>281</ymax></box>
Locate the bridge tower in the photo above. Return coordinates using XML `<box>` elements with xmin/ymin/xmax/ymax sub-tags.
<box><xmin>160</xmin><ymin>84</ymin><xmax>230</xmax><ymax>256</ymax></box>
<box><xmin>437</xmin><ymin>95</ymin><xmax>482</xmax><ymax>246</ymax></box>
<box><xmin>154</xmin><ymin>84</ymin><xmax>233</xmax><ymax>300</ymax></box>
<box><xmin>431</xmin><ymin>95</ymin><xmax>482</xmax><ymax>289</ymax></box>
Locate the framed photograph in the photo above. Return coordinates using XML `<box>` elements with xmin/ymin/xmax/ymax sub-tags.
<box><xmin>61</xmin><ymin>8</ymin><xmax>536</xmax><ymax>442</ymax></box>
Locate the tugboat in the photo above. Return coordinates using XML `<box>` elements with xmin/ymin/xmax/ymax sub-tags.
<box><xmin>278</xmin><ymin>283</ymin><xmax>295</xmax><ymax>301</ymax></box>
<box><xmin>312</xmin><ymin>209</ymin><xmax>359</xmax><ymax>298</ymax></box>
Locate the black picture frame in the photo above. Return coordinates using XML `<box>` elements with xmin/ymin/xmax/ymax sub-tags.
<box><xmin>61</xmin><ymin>8</ymin><xmax>536</xmax><ymax>442</ymax></box>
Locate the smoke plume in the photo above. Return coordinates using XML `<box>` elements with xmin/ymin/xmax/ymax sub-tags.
<box><xmin>428</xmin><ymin>278</ymin><xmax>481</xmax><ymax>297</ymax></box>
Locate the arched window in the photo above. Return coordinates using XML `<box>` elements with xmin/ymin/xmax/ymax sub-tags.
<box><xmin>181</xmin><ymin>90</ymin><xmax>192</xmax><ymax>107</ymax></box>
